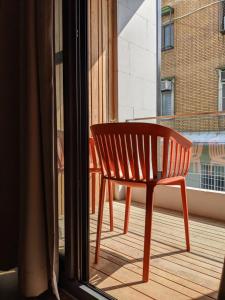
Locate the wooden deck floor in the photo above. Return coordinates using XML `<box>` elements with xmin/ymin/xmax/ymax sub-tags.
<box><xmin>89</xmin><ymin>201</ymin><xmax>225</xmax><ymax>300</ymax></box>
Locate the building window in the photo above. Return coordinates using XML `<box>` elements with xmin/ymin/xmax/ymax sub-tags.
<box><xmin>161</xmin><ymin>79</ymin><xmax>174</xmax><ymax>116</ymax></box>
<box><xmin>162</xmin><ymin>23</ymin><xmax>174</xmax><ymax>50</ymax></box>
<box><xmin>218</xmin><ymin>69</ymin><xmax>225</xmax><ymax>111</ymax></box>
<box><xmin>220</xmin><ymin>1</ymin><xmax>225</xmax><ymax>33</ymax></box>
<box><xmin>201</xmin><ymin>164</ymin><xmax>225</xmax><ymax>192</ymax></box>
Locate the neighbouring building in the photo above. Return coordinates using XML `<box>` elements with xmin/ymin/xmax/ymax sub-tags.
<box><xmin>160</xmin><ymin>0</ymin><xmax>225</xmax><ymax>191</ymax></box>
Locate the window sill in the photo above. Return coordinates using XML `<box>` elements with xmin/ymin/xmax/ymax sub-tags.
<box><xmin>162</xmin><ymin>46</ymin><xmax>174</xmax><ymax>52</ymax></box>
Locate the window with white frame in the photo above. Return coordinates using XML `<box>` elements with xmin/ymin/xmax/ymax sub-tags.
<box><xmin>161</xmin><ymin>79</ymin><xmax>174</xmax><ymax>116</ymax></box>
<box><xmin>201</xmin><ymin>164</ymin><xmax>225</xmax><ymax>191</ymax></box>
<box><xmin>218</xmin><ymin>69</ymin><xmax>225</xmax><ymax>111</ymax></box>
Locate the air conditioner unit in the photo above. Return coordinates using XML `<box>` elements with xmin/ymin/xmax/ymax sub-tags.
<box><xmin>221</xmin><ymin>70</ymin><xmax>225</xmax><ymax>81</ymax></box>
<box><xmin>161</xmin><ymin>80</ymin><xmax>172</xmax><ymax>91</ymax></box>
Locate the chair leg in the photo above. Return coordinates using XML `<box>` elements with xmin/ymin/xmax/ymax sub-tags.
<box><xmin>108</xmin><ymin>180</ymin><xmax>114</xmax><ymax>231</ymax></box>
<box><xmin>180</xmin><ymin>179</ymin><xmax>190</xmax><ymax>252</ymax></box>
<box><xmin>143</xmin><ymin>185</ymin><xmax>154</xmax><ymax>282</ymax></box>
<box><xmin>95</xmin><ymin>177</ymin><xmax>106</xmax><ymax>264</ymax></box>
<box><xmin>91</xmin><ymin>173</ymin><xmax>96</xmax><ymax>214</ymax></box>
<box><xmin>124</xmin><ymin>187</ymin><xmax>132</xmax><ymax>234</ymax></box>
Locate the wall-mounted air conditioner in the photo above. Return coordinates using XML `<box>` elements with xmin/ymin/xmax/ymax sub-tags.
<box><xmin>161</xmin><ymin>80</ymin><xmax>172</xmax><ymax>91</ymax></box>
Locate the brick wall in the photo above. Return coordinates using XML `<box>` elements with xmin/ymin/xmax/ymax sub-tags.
<box><xmin>161</xmin><ymin>0</ymin><xmax>225</xmax><ymax>131</ymax></box>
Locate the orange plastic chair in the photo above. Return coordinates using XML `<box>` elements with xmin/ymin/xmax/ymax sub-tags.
<box><xmin>89</xmin><ymin>137</ymin><xmax>114</xmax><ymax>230</ymax></box>
<box><xmin>91</xmin><ymin>122</ymin><xmax>192</xmax><ymax>282</ymax></box>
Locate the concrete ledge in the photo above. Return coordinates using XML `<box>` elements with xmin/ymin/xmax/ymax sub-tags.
<box><xmin>116</xmin><ymin>185</ymin><xmax>225</xmax><ymax>221</ymax></box>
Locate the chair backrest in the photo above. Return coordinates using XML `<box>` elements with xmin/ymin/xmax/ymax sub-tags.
<box><xmin>91</xmin><ymin>123</ymin><xmax>192</xmax><ymax>182</ymax></box>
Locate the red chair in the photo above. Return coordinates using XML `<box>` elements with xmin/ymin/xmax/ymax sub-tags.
<box><xmin>89</xmin><ymin>137</ymin><xmax>114</xmax><ymax>231</ymax></box>
<box><xmin>91</xmin><ymin>122</ymin><xmax>192</xmax><ymax>282</ymax></box>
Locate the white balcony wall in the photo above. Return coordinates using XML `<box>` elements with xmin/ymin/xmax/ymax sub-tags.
<box><xmin>132</xmin><ymin>186</ymin><xmax>225</xmax><ymax>221</ymax></box>
<box><xmin>117</xmin><ymin>0</ymin><xmax>157</xmax><ymax>121</ymax></box>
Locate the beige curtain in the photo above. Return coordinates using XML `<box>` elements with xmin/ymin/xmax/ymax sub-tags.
<box><xmin>19</xmin><ymin>0</ymin><xmax>59</xmax><ymax>298</ymax></box>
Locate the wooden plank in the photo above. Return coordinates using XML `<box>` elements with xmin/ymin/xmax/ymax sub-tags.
<box><xmin>90</xmin><ymin>223</ymin><xmax>220</xmax><ymax>293</ymax></box>
<box><xmin>90</xmin><ymin>202</ymin><xmax>224</xmax><ymax>295</ymax></box>
<box><xmin>90</xmin><ymin>247</ymin><xmax>214</xmax><ymax>300</ymax></box>
<box><xmin>100</xmin><ymin>204</ymin><xmax>225</xmax><ymax>256</ymax></box>
<box><xmin>90</xmin><ymin>222</ymin><xmax>221</xmax><ymax>288</ymax></box>
<box><xmin>90</xmin><ymin>220</ymin><xmax>223</xmax><ymax>276</ymax></box>
<box><xmin>90</xmin><ymin>253</ymin><xmax>192</xmax><ymax>300</ymax></box>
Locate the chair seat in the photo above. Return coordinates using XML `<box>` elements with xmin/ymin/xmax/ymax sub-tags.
<box><xmin>103</xmin><ymin>175</ymin><xmax>185</xmax><ymax>188</ymax></box>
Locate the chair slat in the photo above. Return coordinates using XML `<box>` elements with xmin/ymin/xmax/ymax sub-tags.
<box><xmin>95</xmin><ymin>135</ymin><xmax>106</xmax><ymax>175</ymax></box>
<box><xmin>168</xmin><ymin>139</ymin><xmax>174</xmax><ymax>177</ymax></box>
<box><xmin>110</xmin><ymin>134</ymin><xmax>120</xmax><ymax>178</ymax></box>
<box><xmin>151</xmin><ymin>135</ymin><xmax>158</xmax><ymax>179</ymax></box>
<box><xmin>115</xmin><ymin>134</ymin><xmax>125</xmax><ymax>178</ymax></box>
<box><xmin>178</xmin><ymin>147</ymin><xmax>185</xmax><ymax>176</ymax></box>
<box><xmin>173</xmin><ymin>143</ymin><xmax>179</xmax><ymax>177</ymax></box>
<box><xmin>184</xmin><ymin>148</ymin><xmax>191</xmax><ymax>176</ymax></box>
<box><xmin>125</xmin><ymin>134</ymin><xmax>135</xmax><ymax>179</ymax></box>
<box><xmin>137</xmin><ymin>134</ymin><xmax>146</xmax><ymax>180</ymax></box>
<box><xmin>120</xmin><ymin>134</ymin><xmax>130</xmax><ymax>179</ymax></box>
<box><xmin>162</xmin><ymin>137</ymin><xmax>169</xmax><ymax>178</ymax></box>
<box><xmin>106</xmin><ymin>134</ymin><xmax>116</xmax><ymax>177</ymax></box>
<box><xmin>144</xmin><ymin>135</ymin><xmax>151</xmax><ymax>181</ymax></box>
<box><xmin>132</xmin><ymin>134</ymin><xmax>140</xmax><ymax>180</ymax></box>
<box><xmin>101</xmin><ymin>134</ymin><xmax>111</xmax><ymax>178</ymax></box>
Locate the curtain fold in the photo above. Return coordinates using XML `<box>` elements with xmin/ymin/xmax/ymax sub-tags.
<box><xmin>19</xmin><ymin>0</ymin><xmax>59</xmax><ymax>298</ymax></box>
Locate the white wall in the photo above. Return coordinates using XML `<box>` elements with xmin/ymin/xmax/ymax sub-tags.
<box><xmin>117</xmin><ymin>0</ymin><xmax>157</xmax><ymax>121</ymax></box>
<box><xmin>132</xmin><ymin>186</ymin><xmax>225</xmax><ymax>221</ymax></box>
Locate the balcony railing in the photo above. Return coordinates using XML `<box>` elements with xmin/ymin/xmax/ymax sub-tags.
<box><xmin>126</xmin><ymin>111</ymin><xmax>225</xmax><ymax>192</ymax></box>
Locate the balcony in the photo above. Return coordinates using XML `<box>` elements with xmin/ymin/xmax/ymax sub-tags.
<box><xmin>89</xmin><ymin>200</ymin><xmax>224</xmax><ymax>300</ymax></box>
<box><xmin>56</xmin><ymin>112</ymin><xmax>225</xmax><ymax>299</ymax></box>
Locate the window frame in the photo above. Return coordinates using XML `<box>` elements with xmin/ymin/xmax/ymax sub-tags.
<box><xmin>59</xmin><ymin>0</ymin><xmax>225</xmax><ymax>299</ymax></box>
<box><xmin>161</xmin><ymin>22</ymin><xmax>174</xmax><ymax>51</ymax></box>
<box><xmin>218</xmin><ymin>69</ymin><xmax>225</xmax><ymax>111</ymax></box>
<box><xmin>160</xmin><ymin>79</ymin><xmax>174</xmax><ymax>116</ymax></box>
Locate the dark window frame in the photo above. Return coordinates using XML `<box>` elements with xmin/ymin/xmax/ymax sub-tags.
<box><xmin>59</xmin><ymin>1</ymin><xmax>112</xmax><ymax>299</ymax></box>
<box><xmin>220</xmin><ymin>1</ymin><xmax>225</xmax><ymax>34</ymax></box>
<box><xmin>59</xmin><ymin>0</ymin><xmax>225</xmax><ymax>298</ymax></box>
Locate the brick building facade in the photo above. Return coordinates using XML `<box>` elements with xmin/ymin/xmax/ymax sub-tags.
<box><xmin>161</xmin><ymin>0</ymin><xmax>225</xmax><ymax>131</ymax></box>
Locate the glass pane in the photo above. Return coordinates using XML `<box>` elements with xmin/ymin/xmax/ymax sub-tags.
<box><xmin>162</xmin><ymin>92</ymin><xmax>172</xmax><ymax>115</ymax></box>
<box><xmin>164</xmin><ymin>25</ymin><xmax>171</xmax><ymax>48</ymax></box>
<box><xmin>171</xmin><ymin>23</ymin><xmax>174</xmax><ymax>46</ymax></box>
<box><xmin>88</xmin><ymin>1</ymin><xmax>225</xmax><ymax>300</ymax></box>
